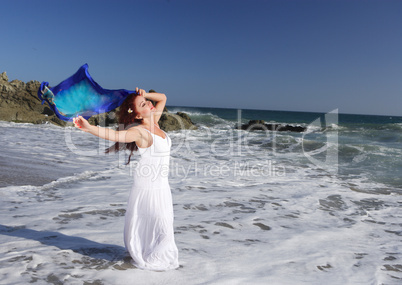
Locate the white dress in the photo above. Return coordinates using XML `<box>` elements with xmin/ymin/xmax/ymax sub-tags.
<box><xmin>124</xmin><ymin>126</ymin><xmax>179</xmax><ymax>271</ymax></box>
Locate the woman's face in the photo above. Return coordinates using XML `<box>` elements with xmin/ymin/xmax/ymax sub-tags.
<box><xmin>133</xmin><ymin>96</ymin><xmax>155</xmax><ymax>119</ymax></box>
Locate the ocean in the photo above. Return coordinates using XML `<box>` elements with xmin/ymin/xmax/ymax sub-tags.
<box><xmin>0</xmin><ymin>106</ymin><xmax>401</xmax><ymax>284</ymax></box>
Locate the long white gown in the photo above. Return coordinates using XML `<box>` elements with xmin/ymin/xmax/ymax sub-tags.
<box><xmin>124</xmin><ymin>127</ymin><xmax>179</xmax><ymax>271</ymax></box>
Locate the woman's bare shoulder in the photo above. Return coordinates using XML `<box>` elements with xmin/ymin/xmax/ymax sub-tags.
<box><xmin>127</xmin><ymin>125</ymin><xmax>151</xmax><ymax>147</ymax></box>
<box><xmin>127</xmin><ymin>125</ymin><xmax>148</xmax><ymax>136</ymax></box>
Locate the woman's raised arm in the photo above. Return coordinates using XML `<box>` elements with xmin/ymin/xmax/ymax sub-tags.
<box><xmin>136</xmin><ymin>88</ymin><xmax>167</xmax><ymax>123</ymax></box>
<box><xmin>73</xmin><ymin>116</ymin><xmax>141</xmax><ymax>143</ymax></box>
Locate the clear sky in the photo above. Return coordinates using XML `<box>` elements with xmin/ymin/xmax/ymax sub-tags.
<box><xmin>1</xmin><ymin>0</ymin><xmax>401</xmax><ymax>116</ymax></box>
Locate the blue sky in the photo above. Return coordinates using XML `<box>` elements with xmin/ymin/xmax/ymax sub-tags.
<box><xmin>1</xmin><ymin>0</ymin><xmax>401</xmax><ymax>116</ymax></box>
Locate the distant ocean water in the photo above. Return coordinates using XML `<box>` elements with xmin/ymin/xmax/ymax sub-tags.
<box><xmin>169</xmin><ymin>105</ymin><xmax>402</xmax><ymax>192</ymax></box>
<box><xmin>1</xmin><ymin>106</ymin><xmax>401</xmax><ymax>284</ymax></box>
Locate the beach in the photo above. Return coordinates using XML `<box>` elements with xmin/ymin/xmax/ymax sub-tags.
<box><xmin>1</xmin><ymin>107</ymin><xmax>401</xmax><ymax>284</ymax></box>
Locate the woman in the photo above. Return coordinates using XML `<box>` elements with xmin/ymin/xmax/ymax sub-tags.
<box><xmin>73</xmin><ymin>88</ymin><xmax>179</xmax><ymax>271</ymax></box>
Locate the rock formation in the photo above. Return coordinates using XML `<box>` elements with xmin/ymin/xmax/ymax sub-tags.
<box><xmin>159</xmin><ymin>111</ymin><xmax>198</xmax><ymax>131</ymax></box>
<box><xmin>236</xmin><ymin>119</ymin><xmax>306</xmax><ymax>132</ymax></box>
<box><xmin>0</xmin><ymin>71</ymin><xmax>66</xmax><ymax>126</ymax></box>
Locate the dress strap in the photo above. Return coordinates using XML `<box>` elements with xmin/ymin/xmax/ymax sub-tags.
<box><xmin>153</xmin><ymin>123</ymin><xmax>167</xmax><ymax>135</ymax></box>
<box><xmin>140</xmin><ymin>127</ymin><xmax>153</xmax><ymax>135</ymax></box>
<box><xmin>140</xmin><ymin>125</ymin><xmax>165</xmax><ymax>137</ymax></box>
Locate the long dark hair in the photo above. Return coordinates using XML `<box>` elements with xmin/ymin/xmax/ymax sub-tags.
<box><xmin>105</xmin><ymin>93</ymin><xmax>142</xmax><ymax>164</ymax></box>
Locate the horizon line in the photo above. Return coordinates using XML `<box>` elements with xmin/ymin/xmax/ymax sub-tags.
<box><xmin>166</xmin><ymin>104</ymin><xmax>402</xmax><ymax>119</ymax></box>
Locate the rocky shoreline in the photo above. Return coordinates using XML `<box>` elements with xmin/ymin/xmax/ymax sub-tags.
<box><xmin>0</xmin><ymin>71</ymin><xmax>197</xmax><ymax>131</ymax></box>
<box><xmin>0</xmin><ymin>71</ymin><xmax>64</xmax><ymax>125</ymax></box>
<box><xmin>235</xmin><ymin>119</ymin><xmax>306</xmax><ymax>132</ymax></box>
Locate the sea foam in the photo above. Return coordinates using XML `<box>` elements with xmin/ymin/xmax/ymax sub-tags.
<box><xmin>1</xmin><ymin>112</ymin><xmax>401</xmax><ymax>284</ymax></box>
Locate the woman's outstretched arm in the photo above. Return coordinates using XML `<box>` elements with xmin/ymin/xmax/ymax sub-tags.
<box><xmin>73</xmin><ymin>116</ymin><xmax>141</xmax><ymax>143</ymax></box>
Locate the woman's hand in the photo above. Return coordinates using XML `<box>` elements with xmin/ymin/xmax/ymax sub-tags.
<box><xmin>135</xmin><ymin>87</ymin><xmax>147</xmax><ymax>98</ymax></box>
<box><xmin>73</xmin><ymin>116</ymin><xmax>92</xmax><ymax>132</ymax></box>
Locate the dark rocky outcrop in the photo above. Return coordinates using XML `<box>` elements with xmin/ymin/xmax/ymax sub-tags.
<box><xmin>236</xmin><ymin>119</ymin><xmax>306</xmax><ymax>132</ymax></box>
<box><xmin>148</xmin><ymin>90</ymin><xmax>197</xmax><ymax>131</ymax></box>
<box><xmin>0</xmin><ymin>71</ymin><xmax>197</xmax><ymax>131</ymax></box>
<box><xmin>0</xmin><ymin>71</ymin><xmax>67</xmax><ymax>126</ymax></box>
<box><xmin>159</xmin><ymin>111</ymin><xmax>198</xmax><ymax>131</ymax></box>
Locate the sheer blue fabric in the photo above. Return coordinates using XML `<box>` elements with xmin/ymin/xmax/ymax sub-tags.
<box><xmin>37</xmin><ymin>64</ymin><xmax>135</xmax><ymax>121</ymax></box>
